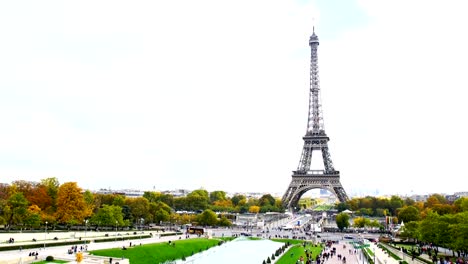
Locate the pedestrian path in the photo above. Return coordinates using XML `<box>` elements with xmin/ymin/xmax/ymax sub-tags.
<box><xmin>322</xmin><ymin>241</ymin><xmax>402</xmax><ymax>264</ymax></box>
<box><xmin>321</xmin><ymin>241</ymin><xmax>361</xmax><ymax>264</ymax></box>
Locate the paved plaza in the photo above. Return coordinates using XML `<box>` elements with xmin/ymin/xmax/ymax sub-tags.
<box><xmin>0</xmin><ymin>229</ymin><xmax>428</xmax><ymax>264</ymax></box>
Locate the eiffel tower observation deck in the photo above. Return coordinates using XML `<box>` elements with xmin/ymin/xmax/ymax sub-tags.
<box><xmin>282</xmin><ymin>28</ymin><xmax>349</xmax><ymax>210</ymax></box>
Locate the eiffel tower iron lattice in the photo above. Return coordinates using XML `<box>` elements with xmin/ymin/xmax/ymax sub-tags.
<box><xmin>282</xmin><ymin>28</ymin><xmax>349</xmax><ymax>209</ymax></box>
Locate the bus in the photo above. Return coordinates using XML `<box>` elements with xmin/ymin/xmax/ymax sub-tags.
<box><xmin>187</xmin><ymin>226</ymin><xmax>205</xmax><ymax>235</ymax></box>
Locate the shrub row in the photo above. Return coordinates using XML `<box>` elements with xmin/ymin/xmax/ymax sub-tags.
<box><xmin>0</xmin><ymin>233</ymin><xmax>178</xmax><ymax>251</ymax></box>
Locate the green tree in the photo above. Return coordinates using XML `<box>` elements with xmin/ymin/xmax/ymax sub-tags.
<box><xmin>399</xmin><ymin>221</ymin><xmax>420</xmax><ymax>242</ymax></box>
<box><xmin>23</xmin><ymin>206</ymin><xmax>42</xmax><ymax>229</ymax></box>
<box><xmin>419</xmin><ymin>211</ymin><xmax>440</xmax><ymax>244</ymax></box>
<box><xmin>185</xmin><ymin>190</ymin><xmax>209</xmax><ymax>211</ymax></box>
<box><xmin>209</xmin><ymin>191</ymin><xmax>227</xmax><ymax>203</ymax></box>
<box><xmin>335</xmin><ymin>202</ymin><xmax>350</xmax><ymax>212</ymax></box>
<box><xmin>389</xmin><ymin>196</ymin><xmax>404</xmax><ymax>216</ymax></box>
<box><xmin>231</xmin><ymin>194</ymin><xmax>246</xmax><ymax>206</ymax></box>
<box><xmin>449</xmin><ymin>211</ymin><xmax>468</xmax><ymax>252</ymax></box>
<box><xmin>453</xmin><ymin>197</ymin><xmax>468</xmax><ymax>212</ymax></box>
<box><xmin>112</xmin><ymin>195</ymin><xmax>126</xmax><ymax>207</ymax></box>
<box><xmin>404</xmin><ymin>197</ymin><xmax>415</xmax><ymax>206</ymax></box>
<box><xmin>259</xmin><ymin>194</ymin><xmax>275</xmax><ymax>207</ymax></box>
<box><xmin>143</xmin><ymin>191</ymin><xmax>174</xmax><ymax>207</ymax></box>
<box><xmin>198</xmin><ymin>209</ymin><xmax>218</xmax><ymax>226</ymax></box>
<box><xmin>353</xmin><ymin>216</ymin><xmax>370</xmax><ymax>228</ymax></box>
<box><xmin>6</xmin><ymin>192</ymin><xmax>29</xmax><ymax>228</ymax></box>
<box><xmin>125</xmin><ymin>197</ymin><xmax>150</xmax><ymax>225</ymax></box>
<box><xmin>154</xmin><ymin>208</ymin><xmax>170</xmax><ymax>223</ymax></box>
<box><xmin>335</xmin><ymin>212</ymin><xmax>350</xmax><ymax>231</ymax></box>
<box><xmin>218</xmin><ymin>216</ymin><xmax>232</xmax><ymax>227</ymax></box>
<box><xmin>398</xmin><ymin>206</ymin><xmax>420</xmax><ymax>223</ymax></box>
<box><xmin>90</xmin><ymin>204</ymin><xmax>124</xmax><ymax>228</ymax></box>
<box><xmin>149</xmin><ymin>201</ymin><xmax>172</xmax><ymax>224</ymax></box>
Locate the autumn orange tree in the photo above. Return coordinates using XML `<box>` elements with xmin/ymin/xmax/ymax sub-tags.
<box><xmin>55</xmin><ymin>182</ymin><xmax>92</xmax><ymax>225</ymax></box>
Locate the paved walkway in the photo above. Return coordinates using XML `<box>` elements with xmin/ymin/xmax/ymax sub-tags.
<box><xmin>320</xmin><ymin>241</ymin><xmax>361</xmax><ymax>264</ymax></box>
<box><xmin>322</xmin><ymin>241</ymin><xmax>402</xmax><ymax>264</ymax></box>
<box><xmin>369</xmin><ymin>243</ymin><xmax>400</xmax><ymax>264</ymax></box>
<box><xmin>0</xmin><ymin>232</ymin><xmax>186</xmax><ymax>264</ymax></box>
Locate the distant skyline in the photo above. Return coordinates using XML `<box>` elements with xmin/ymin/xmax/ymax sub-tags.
<box><xmin>1</xmin><ymin>0</ymin><xmax>468</xmax><ymax>197</ymax></box>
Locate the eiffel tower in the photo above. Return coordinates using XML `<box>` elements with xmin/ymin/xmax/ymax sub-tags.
<box><xmin>282</xmin><ymin>28</ymin><xmax>349</xmax><ymax>210</ymax></box>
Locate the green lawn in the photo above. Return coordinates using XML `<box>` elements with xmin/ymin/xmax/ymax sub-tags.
<box><xmin>393</xmin><ymin>243</ymin><xmax>417</xmax><ymax>250</ymax></box>
<box><xmin>32</xmin><ymin>260</ymin><xmax>67</xmax><ymax>264</ymax></box>
<box><xmin>90</xmin><ymin>238</ymin><xmax>222</xmax><ymax>264</ymax></box>
<box><xmin>271</xmin><ymin>238</ymin><xmax>307</xmax><ymax>245</ymax></box>
<box><xmin>313</xmin><ymin>204</ymin><xmax>335</xmax><ymax>211</ymax></box>
<box><xmin>275</xmin><ymin>241</ymin><xmax>323</xmax><ymax>264</ymax></box>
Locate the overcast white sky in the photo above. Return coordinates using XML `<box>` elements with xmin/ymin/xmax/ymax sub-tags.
<box><xmin>1</xmin><ymin>0</ymin><xmax>467</xmax><ymax>197</ymax></box>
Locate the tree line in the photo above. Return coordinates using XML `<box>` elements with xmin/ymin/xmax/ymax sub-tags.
<box><xmin>334</xmin><ymin>194</ymin><xmax>468</xmax><ymax>256</ymax></box>
<box><xmin>0</xmin><ymin>178</ymin><xmax>283</xmax><ymax>230</ymax></box>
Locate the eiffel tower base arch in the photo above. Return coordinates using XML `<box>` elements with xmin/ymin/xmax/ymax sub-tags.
<box><xmin>282</xmin><ymin>172</ymin><xmax>348</xmax><ymax>210</ymax></box>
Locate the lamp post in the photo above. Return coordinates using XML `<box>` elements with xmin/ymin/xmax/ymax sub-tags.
<box><xmin>84</xmin><ymin>219</ymin><xmax>88</xmax><ymax>244</ymax></box>
<box><xmin>44</xmin><ymin>221</ymin><xmax>48</xmax><ymax>250</ymax></box>
<box><xmin>140</xmin><ymin>218</ymin><xmax>144</xmax><ymax>241</ymax></box>
<box><xmin>373</xmin><ymin>246</ymin><xmax>376</xmax><ymax>264</ymax></box>
<box><xmin>115</xmin><ymin>221</ymin><xmax>117</xmax><ymax>242</ymax></box>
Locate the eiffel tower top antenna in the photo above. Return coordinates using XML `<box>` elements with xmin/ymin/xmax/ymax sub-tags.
<box><xmin>307</xmin><ymin>25</ymin><xmax>324</xmax><ymax>134</ymax></box>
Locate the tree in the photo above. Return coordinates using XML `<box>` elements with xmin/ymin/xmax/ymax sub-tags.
<box><xmin>0</xmin><ymin>183</ymin><xmax>12</xmax><ymax>200</ymax></box>
<box><xmin>143</xmin><ymin>191</ymin><xmax>174</xmax><ymax>207</ymax></box>
<box><xmin>336</xmin><ymin>212</ymin><xmax>350</xmax><ymax>231</ymax></box>
<box><xmin>40</xmin><ymin>177</ymin><xmax>60</xmax><ymax>210</ymax></box>
<box><xmin>185</xmin><ymin>190</ymin><xmax>209</xmax><ymax>211</ymax></box>
<box><xmin>6</xmin><ymin>192</ymin><xmax>29</xmax><ymax>228</ymax></box>
<box><xmin>259</xmin><ymin>194</ymin><xmax>275</xmax><ymax>207</ymax></box>
<box><xmin>11</xmin><ymin>180</ymin><xmax>35</xmax><ymax>196</ymax></box>
<box><xmin>399</xmin><ymin>221</ymin><xmax>420</xmax><ymax>242</ymax></box>
<box><xmin>449</xmin><ymin>211</ymin><xmax>468</xmax><ymax>253</ymax></box>
<box><xmin>90</xmin><ymin>204</ymin><xmax>124</xmax><ymax>228</ymax></box>
<box><xmin>335</xmin><ymin>202</ymin><xmax>350</xmax><ymax>212</ymax></box>
<box><xmin>453</xmin><ymin>197</ymin><xmax>468</xmax><ymax>212</ymax></box>
<box><xmin>149</xmin><ymin>201</ymin><xmax>172</xmax><ymax>224</ymax></box>
<box><xmin>125</xmin><ymin>197</ymin><xmax>150</xmax><ymax>225</ymax></box>
<box><xmin>112</xmin><ymin>195</ymin><xmax>126</xmax><ymax>207</ymax></box>
<box><xmin>248</xmin><ymin>205</ymin><xmax>260</xmax><ymax>214</ymax></box>
<box><xmin>419</xmin><ymin>211</ymin><xmax>440</xmax><ymax>244</ymax></box>
<box><xmin>198</xmin><ymin>209</ymin><xmax>218</xmax><ymax>226</ymax></box>
<box><xmin>27</xmin><ymin>185</ymin><xmax>53</xmax><ymax>213</ymax></box>
<box><xmin>55</xmin><ymin>182</ymin><xmax>90</xmax><ymax>225</ymax></box>
<box><xmin>404</xmin><ymin>197</ymin><xmax>415</xmax><ymax>206</ymax></box>
<box><xmin>83</xmin><ymin>190</ymin><xmax>95</xmax><ymax>215</ymax></box>
<box><xmin>231</xmin><ymin>194</ymin><xmax>246</xmax><ymax>206</ymax></box>
<box><xmin>209</xmin><ymin>191</ymin><xmax>227</xmax><ymax>203</ymax></box>
<box><xmin>389</xmin><ymin>196</ymin><xmax>404</xmax><ymax>215</ymax></box>
<box><xmin>218</xmin><ymin>216</ymin><xmax>232</xmax><ymax>227</ymax></box>
<box><xmin>212</xmin><ymin>199</ymin><xmax>234</xmax><ymax>208</ymax></box>
<box><xmin>353</xmin><ymin>217</ymin><xmax>370</xmax><ymax>228</ymax></box>
<box><xmin>432</xmin><ymin>204</ymin><xmax>453</xmax><ymax>215</ymax></box>
<box><xmin>24</xmin><ymin>205</ymin><xmax>42</xmax><ymax>229</ymax></box>
<box><xmin>154</xmin><ymin>208</ymin><xmax>170</xmax><ymax>223</ymax></box>
<box><xmin>398</xmin><ymin>206</ymin><xmax>420</xmax><ymax>223</ymax></box>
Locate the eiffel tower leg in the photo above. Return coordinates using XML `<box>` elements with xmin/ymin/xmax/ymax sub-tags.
<box><xmin>333</xmin><ymin>185</ymin><xmax>349</xmax><ymax>203</ymax></box>
<box><xmin>321</xmin><ymin>146</ymin><xmax>335</xmax><ymax>173</ymax></box>
<box><xmin>282</xmin><ymin>184</ymin><xmax>296</xmax><ymax>209</ymax></box>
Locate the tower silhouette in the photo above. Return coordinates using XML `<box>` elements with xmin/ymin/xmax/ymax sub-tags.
<box><xmin>282</xmin><ymin>28</ymin><xmax>349</xmax><ymax>209</ymax></box>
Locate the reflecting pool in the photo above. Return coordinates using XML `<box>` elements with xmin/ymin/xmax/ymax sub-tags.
<box><xmin>177</xmin><ymin>237</ymin><xmax>284</xmax><ymax>264</ymax></box>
